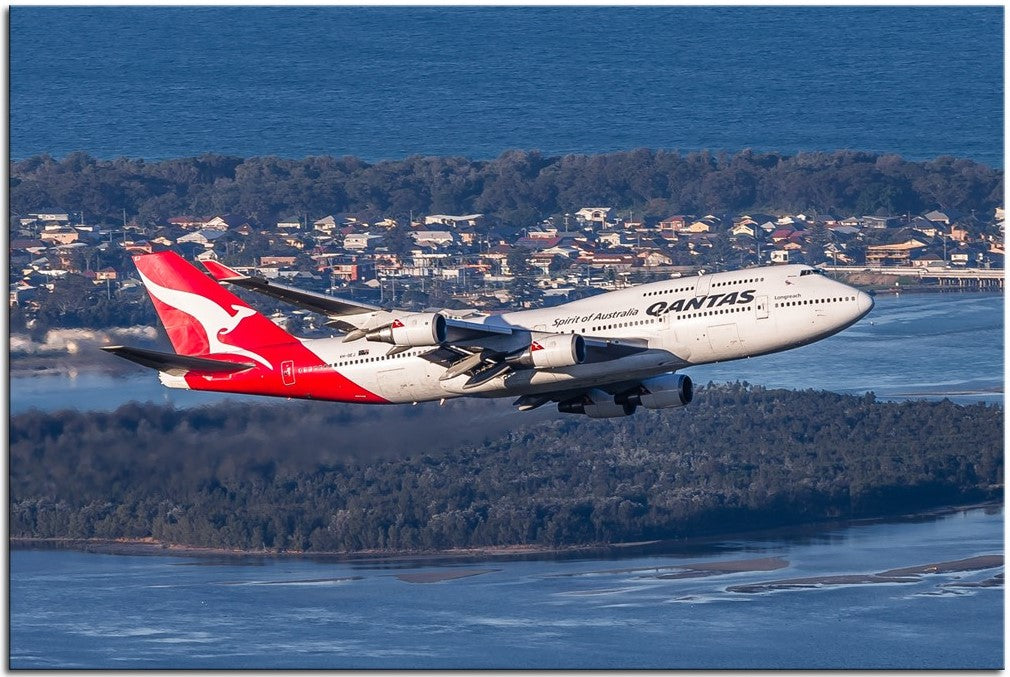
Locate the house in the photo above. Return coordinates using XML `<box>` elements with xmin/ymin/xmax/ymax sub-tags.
<box><xmin>39</xmin><ymin>227</ymin><xmax>80</xmax><ymax>245</ymax></box>
<box><xmin>423</xmin><ymin>214</ymin><xmax>485</xmax><ymax>228</ymax></box>
<box><xmin>865</xmin><ymin>239</ymin><xmax>928</xmax><ymax>266</ymax></box>
<box><xmin>10</xmin><ymin>239</ymin><xmax>48</xmax><ymax>254</ymax></box>
<box><xmin>260</xmin><ymin>256</ymin><xmax>297</xmax><ymax>267</ymax></box>
<box><xmin>770</xmin><ymin>250</ymin><xmax>791</xmax><ymax>264</ymax></box>
<box><xmin>279</xmin><ymin>234</ymin><xmax>306</xmax><ymax>249</ymax></box>
<box><xmin>658</xmin><ymin>215</ymin><xmax>689</xmax><ymax>233</ymax></box>
<box><xmin>123</xmin><ymin>240</ymin><xmax>153</xmax><ymax>254</ymax></box>
<box><xmin>596</xmin><ymin>231</ymin><xmax>626</xmax><ymax>247</ymax></box>
<box><xmin>95</xmin><ymin>267</ymin><xmax>118</xmax><ymax>281</ymax></box>
<box><xmin>949</xmin><ymin>225</ymin><xmax>970</xmax><ymax>242</ymax></box>
<box><xmin>574</xmin><ymin>207</ymin><xmax>613</xmax><ymax>228</ymax></box>
<box><xmin>925</xmin><ymin>209</ymin><xmax>958</xmax><ymax>225</ymax></box>
<box><xmin>636</xmin><ymin>249</ymin><xmax>673</xmax><ymax>267</ymax></box>
<box><xmin>828</xmin><ymin>225</ymin><xmax>861</xmax><ymax>237</ymax></box>
<box><xmin>411</xmin><ymin>230</ymin><xmax>455</xmax><ymax>246</ymax></box>
<box><xmin>331</xmin><ymin>262</ymin><xmax>375</xmax><ymax>282</ymax></box>
<box><xmin>203</xmin><ymin>214</ymin><xmax>251</xmax><ymax>231</ymax></box>
<box><xmin>909</xmin><ymin>216</ymin><xmax>941</xmax><ymax>237</ymax></box>
<box><xmin>30</xmin><ymin>210</ymin><xmax>70</xmax><ymax>224</ymax></box>
<box><xmin>277</xmin><ymin>216</ymin><xmax>302</xmax><ymax>231</ymax></box>
<box><xmin>840</xmin><ymin>216</ymin><xmax>862</xmax><ymax>228</ymax></box>
<box><xmin>313</xmin><ymin>216</ymin><xmax>339</xmax><ymax>233</ymax></box>
<box><xmin>770</xmin><ymin>228</ymin><xmax>795</xmax><ymax>243</ymax></box>
<box><xmin>682</xmin><ymin>220</ymin><xmax>712</xmax><ymax>234</ymax></box>
<box><xmin>178</xmin><ymin>229</ymin><xmax>229</xmax><ymax>248</ymax></box>
<box><xmin>731</xmin><ymin>223</ymin><xmax>757</xmax><ymax>238</ymax></box>
<box><xmin>910</xmin><ymin>251</ymin><xmax>946</xmax><ymax>269</ymax></box>
<box><xmin>167</xmin><ymin>216</ymin><xmax>205</xmax><ymax>229</ymax></box>
<box><xmin>822</xmin><ymin>243</ymin><xmax>853</xmax><ymax>265</ymax></box>
<box><xmin>343</xmin><ymin>233</ymin><xmax>384</xmax><ymax>250</ymax></box>
<box><xmin>862</xmin><ymin>215</ymin><xmax>899</xmax><ymax>229</ymax></box>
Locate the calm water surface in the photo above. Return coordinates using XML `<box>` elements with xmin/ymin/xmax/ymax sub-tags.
<box><xmin>10</xmin><ymin>6</ymin><xmax>1003</xmax><ymax>166</ymax></box>
<box><xmin>10</xmin><ymin>507</ymin><xmax>1002</xmax><ymax>669</ymax></box>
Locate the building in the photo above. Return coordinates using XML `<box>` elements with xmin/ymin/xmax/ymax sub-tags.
<box><xmin>865</xmin><ymin>239</ymin><xmax>928</xmax><ymax>266</ymax></box>
<box><xmin>423</xmin><ymin>214</ymin><xmax>485</xmax><ymax>228</ymax></box>
<box><xmin>39</xmin><ymin>227</ymin><xmax>79</xmax><ymax>245</ymax></box>
<box><xmin>574</xmin><ymin>207</ymin><xmax>613</xmax><ymax>228</ymax></box>
<box><xmin>411</xmin><ymin>230</ymin><xmax>455</xmax><ymax>246</ymax></box>
<box><xmin>343</xmin><ymin>233</ymin><xmax>384</xmax><ymax>250</ymax></box>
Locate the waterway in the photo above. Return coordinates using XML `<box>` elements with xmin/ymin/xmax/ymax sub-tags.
<box><xmin>9</xmin><ymin>506</ymin><xmax>1002</xmax><ymax>669</ymax></box>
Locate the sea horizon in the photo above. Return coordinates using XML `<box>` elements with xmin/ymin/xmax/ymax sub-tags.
<box><xmin>10</xmin><ymin>6</ymin><xmax>1004</xmax><ymax>167</ymax></box>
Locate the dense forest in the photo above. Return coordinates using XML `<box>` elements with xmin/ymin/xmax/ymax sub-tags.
<box><xmin>10</xmin><ymin>150</ymin><xmax>1003</xmax><ymax>228</ymax></box>
<box><xmin>10</xmin><ymin>385</ymin><xmax>1002</xmax><ymax>553</ymax></box>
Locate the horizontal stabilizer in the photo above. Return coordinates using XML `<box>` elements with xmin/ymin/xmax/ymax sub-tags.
<box><xmin>101</xmin><ymin>345</ymin><xmax>258</xmax><ymax>375</ymax></box>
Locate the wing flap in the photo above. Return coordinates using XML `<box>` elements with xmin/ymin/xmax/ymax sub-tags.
<box><xmin>101</xmin><ymin>345</ymin><xmax>258</xmax><ymax>375</ymax></box>
<box><xmin>582</xmin><ymin>337</ymin><xmax>651</xmax><ymax>362</ymax></box>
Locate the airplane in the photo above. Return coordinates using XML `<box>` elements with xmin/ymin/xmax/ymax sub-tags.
<box><xmin>102</xmin><ymin>251</ymin><xmax>874</xmax><ymax>418</ymax></box>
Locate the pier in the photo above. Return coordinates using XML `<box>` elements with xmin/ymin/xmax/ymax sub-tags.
<box><xmin>824</xmin><ymin>266</ymin><xmax>1004</xmax><ymax>290</ymax></box>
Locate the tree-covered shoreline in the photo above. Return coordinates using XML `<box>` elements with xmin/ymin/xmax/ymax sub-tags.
<box><xmin>10</xmin><ymin>384</ymin><xmax>1002</xmax><ymax>554</ymax></box>
<box><xmin>11</xmin><ymin>149</ymin><xmax>1003</xmax><ymax>228</ymax></box>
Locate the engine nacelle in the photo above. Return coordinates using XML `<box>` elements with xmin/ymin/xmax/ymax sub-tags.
<box><xmin>507</xmin><ymin>334</ymin><xmax>586</xmax><ymax>369</ymax></box>
<box><xmin>365</xmin><ymin>313</ymin><xmax>447</xmax><ymax>347</ymax></box>
<box><xmin>625</xmin><ymin>373</ymin><xmax>693</xmax><ymax>410</ymax></box>
<box><xmin>558</xmin><ymin>388</ymin><xmax>636</xmax><ymax>418</ymax></box>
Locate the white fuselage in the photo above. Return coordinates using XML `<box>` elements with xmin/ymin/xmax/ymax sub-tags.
<box><xmin>291</xmin><ymin>264</ymin><xmax>874</xmax><ymax>404</ymax></box>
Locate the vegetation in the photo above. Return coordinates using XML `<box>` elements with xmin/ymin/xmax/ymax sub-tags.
<box><xmin>11</xmin><ymin>150</ymin><xmax>1003</xmax><ymax>228</ymax></box>
<box><xmin>10</xmin><ymin>384</ymin><xmax>1002</xmax><ymax>553</ymax></box>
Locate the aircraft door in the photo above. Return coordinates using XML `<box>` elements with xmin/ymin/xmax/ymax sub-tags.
<box><xmin>756</xmin><ymin>296</ymin><xmax>769</xmax><ymax>319</ymax></box>
<box><xmin>694</xmin><ymin>274</ymin><xmax>711</xmax><ymax>298</ymax></box>
<box><xmin>281</xmin><ymin>360</ymin><xmax>296</xmax><ymax>386</ymax></box>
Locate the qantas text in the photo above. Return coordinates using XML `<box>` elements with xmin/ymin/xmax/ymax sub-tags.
<box><xmin>645</xmin><ymin>290</ymin><xmax>756</xmax><ymax>317</ymax></box>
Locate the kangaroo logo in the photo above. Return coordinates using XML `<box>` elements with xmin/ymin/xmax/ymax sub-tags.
<box><xmin>137</xmin><ymin>269</ymin><xmax>274</xmax><ymax>370</ymax></box>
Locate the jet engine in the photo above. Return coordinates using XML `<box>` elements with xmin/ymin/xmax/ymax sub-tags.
<box><xmin>507</xmin><ymin>334</ymin><xmax>586</xmax><ymax>369</ymax></box>
<box><xmin>365</xmin><ymin>313</ymin><xmax>447</xmax><ymax>347</ymax></box>
<box><xmin>622</xmin><ymin>373</ymin><xmax>693</xmax><ymax>410</ymax></box>
<box><xmin>558</xmin><ymin>388</ymin><xmax>636</xmax><ymax>418</ymax></box>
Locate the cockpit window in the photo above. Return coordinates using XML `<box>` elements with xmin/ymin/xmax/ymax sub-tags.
<box><xmin>799</xmin><ymin>268</ymin><xmax>826</xmax><ymax>276</ymax></box>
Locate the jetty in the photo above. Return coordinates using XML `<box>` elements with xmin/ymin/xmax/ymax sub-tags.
<box><xmin>825</xmin><ymin>266</ymin><xmax>1004</xmax><ymax>290</ymax></box>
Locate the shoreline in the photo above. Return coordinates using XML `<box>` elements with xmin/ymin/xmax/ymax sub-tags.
<box><xmin>10</xmin><ymin>500</ymin><xmax>1002</xmax><ymax>564</ymax></box>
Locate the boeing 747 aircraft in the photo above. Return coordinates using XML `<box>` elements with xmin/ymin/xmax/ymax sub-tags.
<box><xmin>103</xmin><ymin>252</ymin><xmax>873</xmax><ymax>418</ymax></box>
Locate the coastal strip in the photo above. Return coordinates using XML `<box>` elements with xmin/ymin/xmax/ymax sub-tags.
<box><xmin>726</xmin><ymin>554</ymin><xmax>1004</xmax><ymax>593</ymax></box>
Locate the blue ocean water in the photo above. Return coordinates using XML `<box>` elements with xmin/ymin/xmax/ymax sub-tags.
<box><xmin>9</xmin><ymin>507</ymin><xmax>1003</xmax><ymax>669</ymax></box>
<box><xmin>10</xmin><ymin>6</ymin><xmax>1004</xmax><ymax>166</ymax></box>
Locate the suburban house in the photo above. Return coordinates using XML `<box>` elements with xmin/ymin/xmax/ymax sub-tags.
<box><xmin>277</xmin><ymin>216</ymin><xmax>302</xmax><ymax>231</ymax></box>
<box><xmin>343</xmin><ymin>233</ymin><xmax>384</xmax><ymax>250</ymax></box>
<box><xmin>865</xmin><ymin>239</ymin><xmax>928</xmax><ymax>265</ymax></box>
<box><xmin>423</xmin><ymin>214</ymin><xmax>485</xmax><ymax>228</ymax></box>
<box><xmin>411</xmin><ymin>230</ymin><xmax>455</xmax><ymax>247</ymax></box>
<box><xmin>574</xmin><ymin>207</ymin><xmax>614</xmax><ymax>228</ymax></box>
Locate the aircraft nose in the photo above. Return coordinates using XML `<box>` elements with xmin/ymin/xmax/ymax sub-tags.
<box><xmin>856</xmin><ymin>290</ymin><xmax>874</xmax><ymax>316</ymax></box>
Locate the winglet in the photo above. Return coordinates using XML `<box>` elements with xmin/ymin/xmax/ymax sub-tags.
<box><xmin>199</xmin><ymin>258</ymin><xmax>248</xmax><ymax>282</ymax></box>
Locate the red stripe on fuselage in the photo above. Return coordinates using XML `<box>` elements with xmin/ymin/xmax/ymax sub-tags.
<box><xmin>182</xmin><ymin>341</ymin><xmax>388</xmax><ymax>404</ymax></box>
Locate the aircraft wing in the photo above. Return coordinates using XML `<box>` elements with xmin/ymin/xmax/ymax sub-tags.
<box><xmin>200</xmin><ymin>259</ymin><xmax>380</xmax><ymax>318</ymax></box>
<box><xmin>199</xmin><ymin>259</ymin><xmax>515</xmax><ymax>341</ymax></box>
<box><xmin>101</xmin><ymin>345</ymin><xmax>257</xmax><ymax>376</ymax></box>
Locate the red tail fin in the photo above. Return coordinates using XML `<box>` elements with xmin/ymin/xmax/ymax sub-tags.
<box><xmin>133</xmin><ymin>252</ymin><xmax>295</xmax><ymax>366</ymax></box>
